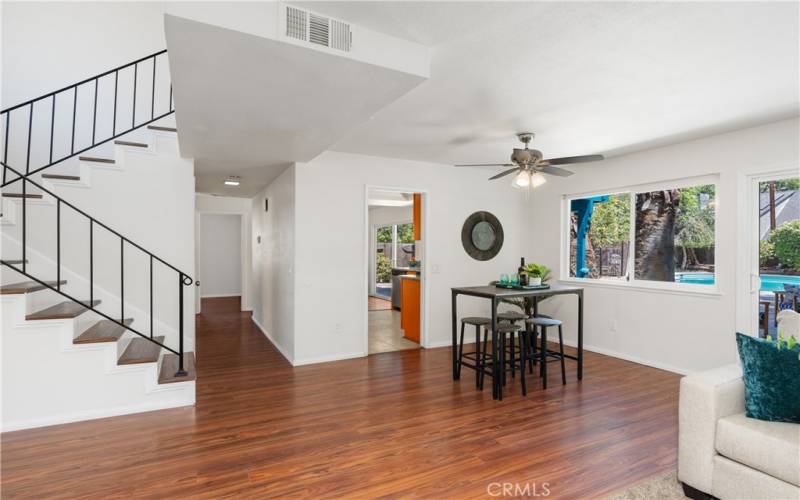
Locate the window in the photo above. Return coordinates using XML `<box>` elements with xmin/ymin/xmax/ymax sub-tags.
<box><xmin>569</xmin><ymin>193</ymin><xmax>630</xmax><ymax>279</ymax></box>
<box><xmin>634</xmin><ymin>185</ymin><xmax>716</xmax><ymax>284</ymax></box>
<box><xmin>566</xmin><ymin>180</ymin><xmax>717</xmax><ymax>289</ymax></box>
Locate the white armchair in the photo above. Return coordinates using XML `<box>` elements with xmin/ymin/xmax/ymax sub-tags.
<box><xmin>678</xmin><ymin>311</ymin><xmax>800</xmax><ymax>500</ymax></box>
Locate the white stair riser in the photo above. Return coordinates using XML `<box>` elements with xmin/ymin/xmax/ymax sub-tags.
<box><xmin>1</xmin><ymin>116</ymin><xmax>193</xmax><ymax>432</ymax></box>
<box><xmin>1</xmin><ymin>293</ymin><xmax>194</xmax><ymax>432</ymax></box>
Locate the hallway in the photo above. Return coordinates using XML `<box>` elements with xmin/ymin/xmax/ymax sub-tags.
<box><xmin>1</xmin><ymin>298</ymin><xmax>680</xmax><ymax>498</ymax></box>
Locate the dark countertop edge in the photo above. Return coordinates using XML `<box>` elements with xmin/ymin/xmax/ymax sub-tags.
<box><xmin>451</xmin><ymin>285</ymin><xmax>583</xmax><ymax>298</ymax></box>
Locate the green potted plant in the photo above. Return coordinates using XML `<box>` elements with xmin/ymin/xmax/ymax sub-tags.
<box><xmin>525</xmin><ymin>263</ymin><xmax>551</xmax><ymax>286</ymax></box>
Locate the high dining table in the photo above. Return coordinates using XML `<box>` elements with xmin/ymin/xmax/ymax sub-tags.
<box><xmin>451</xmin><ymin>284</ymin><xmax>584</xmax><ymax>400</ymax></box>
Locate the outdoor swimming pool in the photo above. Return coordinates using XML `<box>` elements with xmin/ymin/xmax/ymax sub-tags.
<box><xmin>675</xmin><ymin>272</ymin><xmax>800</xmax><ymax>291</ymax></box>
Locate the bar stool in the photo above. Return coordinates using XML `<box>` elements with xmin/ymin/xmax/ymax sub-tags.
<box><xmin>498</xmin><ymin>310</ymin><xmax>528</xmax><ymax>323</ymax></box>
<box><xmin>524</xmin><ymin>313</ymin><xmax>550</xmax><ymax>374</ymax></box>
<box><xmin>481</xmin><ymin>322</ymin><xmax>526</xmax><ymax>393</ymax></box>
<box><xmin>526</xmin><ymin>316</ymin><xmax>566</xmax><ymax>389</ymax></box>
<box><xmin>498</xmin><ymin>310</ymin><xmax>529</xmax><ymax>378</ymax></box>
<box><xmin>458</xmin><ymin>317</ymin><xmax>491</xmax><ymax>388</ymax></box>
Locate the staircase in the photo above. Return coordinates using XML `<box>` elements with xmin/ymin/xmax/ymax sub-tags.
<box><xmin>1</xmin><ymin>51</ymin><xmax>196</xmax><ymax>431</ymax></box>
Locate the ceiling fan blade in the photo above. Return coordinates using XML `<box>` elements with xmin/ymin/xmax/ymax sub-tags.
<box><xmin>542</xmin><ymin>154</ymin><xmax>604</xmax><ymax>165</ymax></box>
<box><xmin>489</xmin><ymin>167</ymin><xmax>520</xmax><ymax>180</ymax></box>
<box><xmin>455</xmin><ymin>163</ymin><xmax>515</xmax><ymax>167</ymax></box>
<box><xmin>538</xmin><ymin>165</ymin><xmax>574</xmax><ymax>177</ymax></box>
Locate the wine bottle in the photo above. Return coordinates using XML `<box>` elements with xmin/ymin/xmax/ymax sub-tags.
<box><xmin>518</xmin><ymin>257</ymin><xmax>529</xmax><ymax>286</ymax></box>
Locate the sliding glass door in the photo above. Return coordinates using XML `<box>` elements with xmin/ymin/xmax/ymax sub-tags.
<box><xmin>755</xmin><ymin>176</ymin><xmax>799</xmax><ymax>338</ymax></box>
<box><xmin>372</xmin><ymin>223</ymin><xmax>415</xmax><ymax>299</ymax></box>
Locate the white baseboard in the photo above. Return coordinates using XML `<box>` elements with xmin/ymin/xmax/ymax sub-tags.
<box><xmin>251</xmin><ymin>316</ymin><xmax>293</xmax><ymax>364</ymax></box>
<box><xmin>422</xmin><ymin>337</ymin><xmax>688</xmax><ymax>375</ymax></box>
<box><xmin>424</xmin><ymin>339</ymin><xmax>453</xmax><ymax>349</ymax></box>
<box><xmin>292</xmin><ymin>351</ymin><xmax>366</xmax><ymax>366</ymax></box>
<box><xmin>249</xmin><ymin>317</ymin><xmax>366</xmax><ymax>367</ymax></box>
<box><xmin>560</xmin><ymin>339</ymin><xmax>690</xmax><ymax>375</ymax></box>
<box><xmin>1</xmin><ymin>394</ymin><xmax>195</xmax><ymax>433</ymax></box>
<box><xmin>201</xmin><ymin>293</ymin><xmax>241</xmax><ymax>298</ymax></box>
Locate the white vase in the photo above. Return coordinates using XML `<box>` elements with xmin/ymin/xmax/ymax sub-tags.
<box><xmin>530</xmin><ymin>277</ymin><xmax>542</xmax><ymax>286</ymax></box>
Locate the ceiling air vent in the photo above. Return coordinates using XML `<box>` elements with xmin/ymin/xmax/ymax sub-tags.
<box><xmin>329</xmin><ymin>19</ymin><xmax>351</xmax><ymax>52</ymax></box>
<box><xmin>286</xmin><ymin>6</ymin><xmax>307</xmax><ymax>41</ymax></box>
<box><xmin>284</xmin><ymin>5</ymin><xmax>352</xmax><ymax>52</ymax></box>
<box><xmin>309</xmin><ymin>13</ymin><xmax>330</xmax><ymax>47</ymax></box>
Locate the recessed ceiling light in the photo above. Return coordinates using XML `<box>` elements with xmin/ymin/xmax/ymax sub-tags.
<box><xmin>224</xmin><ymin>176</ymin><xmax>241</xmax><ymax>186</ymax></box>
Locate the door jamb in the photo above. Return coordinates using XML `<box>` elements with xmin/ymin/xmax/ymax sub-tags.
<box><xmin>737</xmin><ymin>167</ymin><xmax>798</xmax><ymax>335</ymax></box>
<box><xmin>363</xmin><ymin>185</ymin><xmax>430</xmax><ymax>355</ymax></box>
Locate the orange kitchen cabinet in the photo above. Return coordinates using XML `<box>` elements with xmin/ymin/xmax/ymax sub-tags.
<box><xmin>413</xmin><ymin>193</ymin><xmax>422</xmax><ymax>241</ymax></box>
<box><xmin>400</xmin><ymin>277</ymin><xmax>420</xmax><ymax>343</ymax></box>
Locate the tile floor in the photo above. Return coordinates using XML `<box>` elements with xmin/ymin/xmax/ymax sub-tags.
<box><xmin>368</xmin><ymin>296</ymin><xmax>392</xmax><ymax>311</ymax></box>
<box><xmin>368</xmin><ymin>309</ymin><xmax>420</xmax><ymax>354</ymax></box>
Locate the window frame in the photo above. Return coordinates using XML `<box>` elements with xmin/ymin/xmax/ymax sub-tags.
<box><xmin>560</xmin><ymin>175</ymin><xmax>721</xmax><ymax>296</ymax></box>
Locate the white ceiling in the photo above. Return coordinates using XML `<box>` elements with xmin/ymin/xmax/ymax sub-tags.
<box><xmin>164</xmin><ymin>14</ymin><xmax>426</xmax><ymax>196</ymax></box>
<box><xmin>298</xmin><ymin>1</ymin><xmax>800</xmax><ymax>169</ymax></box>
<box><xmin>368</xmin><ymin>190</ymin><xmax>413</xmax><ymax>207</ymax></box>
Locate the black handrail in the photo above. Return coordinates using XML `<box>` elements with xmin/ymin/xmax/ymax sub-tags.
<box><xmin>1</xmin><ymin>161</ymin><xmax>192</xmax><ymax>377</ymax></box>
<box><xmin>1</xmin><ymin>49</ymin><xmax>173</xmax><ymax>185</ymax></box>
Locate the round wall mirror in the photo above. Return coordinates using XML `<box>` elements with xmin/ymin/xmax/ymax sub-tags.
<box><xmin>461</xmin><ymin>211</ymin><xmax>504</xmax><ymax>261</ymax></box>
<box><xmin>471</xmin><ymin>221</ymin><xmax>496</xmax><ymax>251</ymax></box>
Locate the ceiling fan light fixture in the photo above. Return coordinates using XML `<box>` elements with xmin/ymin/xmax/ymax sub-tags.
<box><xmin>530</xmin><ymin>171</ymin><xmax>547</xmax><ymax>188</ymax></box>
<box><xmin>512</xmin><ymin>170</ymin><xmax>531</xmax><ymax>188</ymax></box>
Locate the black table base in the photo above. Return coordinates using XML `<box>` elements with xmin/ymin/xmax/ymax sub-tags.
<box><xmin>451</xmin><ymin>284</ymin><xmax>584</xmax><ymax>400</ymax></box>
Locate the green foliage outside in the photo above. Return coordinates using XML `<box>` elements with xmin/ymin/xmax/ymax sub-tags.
<box><xmin>759</xmin><ymin>178</ymin><xmax>800</xmax><ymax>192</ymax></box>
<box><xmin>587</xmin><ymin>187</ymin><xmax>715</xmax><ymax>250</ymax></box>
<box><xmin>397</xmin><ymin>223</ymin><xmax>414</xmax><ymax>243</ymax></box>
<box><xmin>377</xmin><ymin>223</ymin><xmax>415</xmax><ymax>244</ymax></box>
<box><xmin>376</xmin><ymin>253</ymin><xmax>392</xmax><ymax>283</ymax></box>
<box><xmin>588</xmin><ymin>194</ymin><xmax>630</xmax><ymax>248</ymax></box>
<box><xmin>769</xmin><ymin>220</ymin><xmax>800</xmax><ymax>270</ymax></box>
<box><xmin>760</xmin><ymin>239</ymin><xmax>777</xmax><ymax>267</ymax></box>
<box><xmin>377</xmin><ymin>226</ymin><xmax>392</xmax><ymax>243</ymax></box>
<box><xmin>675</xmin><ymin>185</ymin><xmax>715</xmax><ymax>249</ymax></box>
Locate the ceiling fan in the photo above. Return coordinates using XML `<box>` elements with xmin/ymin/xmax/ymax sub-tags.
<box><xmin>455</xmin><ymin>133</ymin><xmax>604</xmax><ymax>188</ymax></box>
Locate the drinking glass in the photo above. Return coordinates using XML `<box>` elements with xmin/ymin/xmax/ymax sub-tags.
<box><xmin>500</xmin><ymin>273</ymin><xmax>509</xmax><ymax>285</ymax></box>
<box><xmin>510</xmin><ymin>273</ymin><xmax>520</xmax><ymax>286</ymax></box>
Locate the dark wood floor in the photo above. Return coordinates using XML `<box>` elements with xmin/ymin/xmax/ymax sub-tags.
<box><xmin>1</xmin><ymin>297</ymin><xmax>680</xmax><ymax>498</ymax></box>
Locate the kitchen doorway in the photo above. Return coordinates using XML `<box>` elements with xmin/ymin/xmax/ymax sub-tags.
<box><xmin>365</xmin><ymin>188</ymin><xmax>426</xmax><ymax>355</ymax></box>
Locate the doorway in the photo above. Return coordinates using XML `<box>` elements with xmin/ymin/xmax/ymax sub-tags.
<box><xmin>750</xmin><ymin>174</ymin><xmax>800</xmax><ymax>337</ymax></box>
<box><xmin>365</xmin><ymin>188</ymin><xmax>425</xmax><ymax>355</ymax></box>
<box><xmin>198</xmin><ymin>213</ymin><xmax>243</xmax><ymax>308</ymax></box>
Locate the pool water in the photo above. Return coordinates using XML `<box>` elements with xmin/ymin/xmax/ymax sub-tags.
<box><xmin>675</xmin><ymin>272</ymin><xmax>800</xmax><ymax>292</ymax></box>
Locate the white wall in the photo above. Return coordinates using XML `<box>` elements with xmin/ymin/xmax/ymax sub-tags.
<box><xmin>1</xmin><ymin>2</ymin><xmax>285</xmax><ymax>106</ymax></box>
<box><xmin>195</xmin><ymin>193</ymin><xmax>253</xmax><ymax>311</ymax></box>
<box><xmin>1</xmin><ymin>2</ymin><xmax>175</xmax><ymax>175</ymax></box>
<box><xmin>250</xmin><ymin>166</ymin><xmax>295</xmax><ymax>363</ymax></box>
<box><xmin>1</xmin><ymin>2</ymin><xmax>272</xmax><ymax>175</ymax></box>
<box><xmin>292</xmin><ymin>151</ymin><xmax>530</xmax><ymax>365</ymax></box>
<box><xmin>525</xmin><ymin>118</ymin><xmax>800</xmax><ymax>374</ymax></box>
<box><xmin>199</xmin><ymin>214</ymin><xmax>242</xmax><ymax>298</ymax></box>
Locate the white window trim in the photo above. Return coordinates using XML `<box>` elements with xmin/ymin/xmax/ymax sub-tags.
<box><xmin>560</xmin><ymin>174</ymin><xmax>721</xmax><ymax>296</ymax></box>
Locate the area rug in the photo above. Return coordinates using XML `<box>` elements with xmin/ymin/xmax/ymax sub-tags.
<box><xmin>605</xmin><ymin>472</ymin><xmax>687</xmax><ymax>500</ymax></box>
